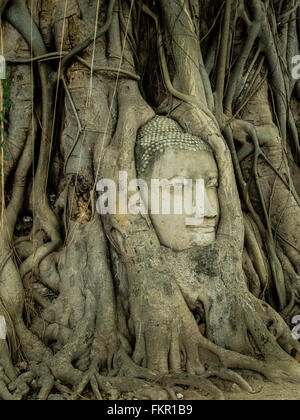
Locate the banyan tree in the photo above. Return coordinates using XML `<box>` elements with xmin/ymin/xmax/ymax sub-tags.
<box><xmin>0</xmin><ymin>0</ymin><xmax>300</xmax><ymax>400</ymax></box>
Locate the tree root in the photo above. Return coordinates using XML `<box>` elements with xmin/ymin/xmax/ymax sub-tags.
<box><xmin>92</xmin><ymin>366</ymin><xmax>255</xmax><ymax>401</ymax></box>
<box><xmin>156</xmin><ymin>373</ymin><xmax>225</xmax><ymax>401</ymax></box>
<box><xmin>0</xmin><ymin>333</ymin><xmax>297</xmax><ymax>400</ymax></box>
<box><xmin>0</xmin><ymin>340</ymin><xmax>16</xmax><ymax>381</ymax></box>
<box><xmin>0</xmin><ymin>368</ymin><xmax>34</xmax><ymax>400</ymax></box>
<box><xmin>30</xmin><ymin>364</ymin><xmax>55</xmax><ymax>400</ymax></box>
<box><xmin>0</xmin><ymin>379</ymin><xmax>16</xmax><ymax>400</ymax></box>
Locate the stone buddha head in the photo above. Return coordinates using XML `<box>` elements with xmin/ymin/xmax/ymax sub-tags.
<box><xmin>136</xmin><ymin>116</ymin><xmax>220</xmax><ymax>251</ymax></box>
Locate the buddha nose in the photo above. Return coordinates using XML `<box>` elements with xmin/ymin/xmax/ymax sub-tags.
<box><xmin>204</xmin><ymin>190</ymin><xmax>218</xmax><ymax>219</ymax></box>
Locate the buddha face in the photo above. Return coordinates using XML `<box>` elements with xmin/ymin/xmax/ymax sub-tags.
<box><xmin>143</xmin><ymin>149</ymin><xmax>220</xmax><ymax>251</ymax></box>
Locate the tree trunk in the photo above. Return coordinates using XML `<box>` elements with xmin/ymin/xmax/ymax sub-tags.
<box><xmin>0</xmin><ymin>0</ymin><xmax>299</xmax><ymax>400</ymax></box>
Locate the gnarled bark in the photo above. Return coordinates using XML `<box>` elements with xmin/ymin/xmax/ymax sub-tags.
<box><xmin>0</xmin><ymin>0</ymin><xmax>299</xmax><ymax>400</ymax></box>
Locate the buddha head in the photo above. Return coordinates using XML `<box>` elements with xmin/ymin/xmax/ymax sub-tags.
<box><xmin>136</xmin><ymin>116</ymin><xmax>220</xmax><ymax>251</ymax></box>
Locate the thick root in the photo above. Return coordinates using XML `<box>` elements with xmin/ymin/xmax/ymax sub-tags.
<box><xmin>0</xmin><ymin>340</ymin><xmax>16</xmax><ymax>381</ymax></box>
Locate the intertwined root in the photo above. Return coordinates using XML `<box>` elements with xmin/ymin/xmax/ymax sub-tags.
<box><xmin>0</xmin><ymin>364</ymin><xmax>257</xmax><ymax>401</ymax></box>
<box><xmin>1</xmin><ymin>323</ymin><xmax>300</xmax><ymax>401</ymax></box>
<box><xmin>0</xmin><ymin>334</ymin><xmax>258</xmax><ymax>401</ymax></box>
<box><xmin>67</xmin><ymin>346</ymin><xmax>258</xmax><ymax>401</ymax></box>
